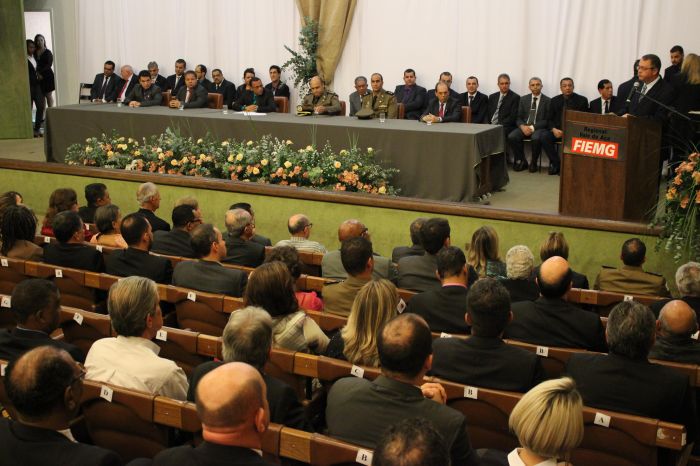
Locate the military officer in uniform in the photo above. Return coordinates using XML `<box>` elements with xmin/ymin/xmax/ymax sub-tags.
<box><xmin>360</xmin><ymin>73</ymin><xmax>397</xmax><ymax>119</ymax></box>
<box><xmin>299</xmin><ymin>76</ymin><xmax>341</xmax><ymax>115</ymax></box>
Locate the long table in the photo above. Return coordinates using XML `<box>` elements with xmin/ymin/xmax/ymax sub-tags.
<box><xmin>45</xmin><ymin>104</ymin><xmax>506</xmax><ymax>202</ymax></box>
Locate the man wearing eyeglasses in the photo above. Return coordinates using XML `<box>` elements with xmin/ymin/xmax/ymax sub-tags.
<box><xmin>620</xmin><ymin>54</ymin><xmax>676</xmax><ymax>121</ymax></box>
<box><xmin>275</xmin><ymin>214</ymin><xmax>327</xmax><ymax>253</ymax></box>
<box><xmin>151</xmin><ymin>205</ymin><xmax>203</xmax><ymax>258</ymax></box>
<box><xmin>222</xmin><ymin>208</ymin><xmax>266</xmax><ymax>268</ymax></box>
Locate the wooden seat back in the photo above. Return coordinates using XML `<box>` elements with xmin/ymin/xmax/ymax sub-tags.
<box><xmin>59</xmin><ymin>306</ymin><xmax>113</xmax><ymax>355</ymax></box>
<box><xmin>0</xmin><ymin>256</ymin><xmax>26</xmax><ymax>296</ymax></box>
<box><xmin>25</xmin><ymin>261</ymin><xmax>100</xmax><ymax>311</ymax></box>
<box><xmin>274</xmin><ymin>96</ymin><xmax>290</xmax><ymax>113</ymax></box>
<box><xmin>461</xmin><ymin>106</ymin><xmax>473</xmax><ymax>123</ymax></box>
<box><xmin>207</xmin><ymin>92</ymin><xmax>223</xmax><ymax>109</ymax></box>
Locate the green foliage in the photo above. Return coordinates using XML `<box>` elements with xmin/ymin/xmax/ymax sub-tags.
<box><xmin>282</xmin><ymin>17</ymin><xmax>319</xmax><ymax>97</ymax></box>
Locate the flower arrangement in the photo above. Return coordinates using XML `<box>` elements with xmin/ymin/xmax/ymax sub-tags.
<box><xmin>656</xmin><ymin>152</ymin><xmax>700</xmax><ymax>261</ymax></box>
<box><xmin>65</xmin><ymin>128</ymin><xmax>399</xmax><ymax>195</ymax></box>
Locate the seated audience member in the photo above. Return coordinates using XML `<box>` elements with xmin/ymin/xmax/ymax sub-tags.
<box><xmin>394</xmin><ymin>68</ymin><xmax>427</xmax><ymax>120</ymax></box>
<box><xmin>194</xmin><ymin>64</ymin><xmax>212</xmax><ymax>91</ymax></box>
<box><xmin>134</xmin><ymin>182</ymin><xmax>170</xmax><ymax>232</ymax></box>
<box><xmin>322</xmin><ymin>219</ymin><xmax>395</xmax><ymax>281</ymax></box>
<box><xmin>41</xmin><ymin>187</ymin><xmax>89</xmax><ymax>239</ymax></box>
<box><xmin>90</xmin><ymin>204</ymin><xmax>127</xmax><ymax>248</ymax></box>
<box><xmin>324</xmin><ymin>237</ymin><xmax>375</xmax><ymax>317</ymax></box>
<box><xmin>618</xmin><ymin>59</ymin><xmax>641</xmax><ymax>103</ymax></box>
<box><xmin>0</xmin><ymin>190</ymin><xmax>22</xmax><ymax>220</ymax></box>
<box><xmin>124</xmin><ymin>70</ymin><xmax>163</xmax><ymax>107</ymax></box>
<box><xmin>649</xmin><ymin>300</ymin><xmax>700</xmax><ymax>363</ymax></box>
<box><xmin>222</xmin><ymin>208</ymin><xmax>265</xmax><ymax>268</ymax></box>
<box><xmin>85</xmin><ymin>276</ymin><xmax>188</xmax><ymax>399</ymax></box>
<box><xmin>105</xmin><ymin>213</ymin><xmax>173</xmax><ymax>284</ymax></box>
<box><xmin>172</xmin><ymin>223</ymin><xmax>247</xmax><ymax>297</ymax></box>
<box><xmin>567</xmin><ymin>301</ymin><xmax>697</xmax><ymax>437</ymax></box>
<box><xmin>265</xmin><ymin>246</ymin><xmax>323</xmax><ymax>311</ymax></box>
<box><xmin>43</xmin><ymin>211</ymin><xmax>104</xmax><ymax>272</ymax></box>
<box><xmin>1</xmin><ymin>347</ymin><xmax>121</xmax><ymax>465</ymax></box>
<box><xmin>169</xmin><ymin>70</ymin><xmax>207</xmax><ymax>109</ymax></box>
<box><xmin>174</xmin><ymin>195</ymin><xmax>203</xmax><ymax>220</ymax></box>
<box><xmin>0</xmin><ymin>205</ymin><xmax>43</xmax><ymax>260</ymax></box>
<box><xmin>650</xmin><ymin>262</ymin><xmax>700</xmax><ymax>317</ymax></box>
<box><xmin>210</xmin><ymin>68</ymin><xmax>236</xmax><ymax>109</ymax></box>
<box><xmin>326</xmin><ymin>313</ymin><xmax>479</xmax><ymax>466</ymax></box>
<box><xmin>274</xmin><ymin>213</ymin><xmax>327</xmax><ymax>253</ymax></box>
<box><xmin>165</xmin><ymin>58</ymin><xmax>187</xmax><ymax>94</ymax></box>
<box><xmin>149</xmin><ymin>362</ymin><xmax>275</xmax><ymax>466</ymax></box>
<box><xmin>459</xmin><ymin>76</ymin><xmax>488</xmax><ymax>123</ymax></box>
<box><xmin>504</xmin><ymin>256</ymin><xmax>606</xmax><ymax>351</ymax></box>
<box><xmin>236</xmin><ymin>67</ymin><xmax>256</xmax><ymax>96</ymax></box>
<box><xmin>89</xmin><ymin>60</ymin><xmax>118</xmax><ymax>102</ymax></box>
<box><xmin>78</xmin><ymin>182</ymin><xmax>110</xmax><ymax>223</ymax></box>
<box><xmin>230</xmin><ymin>202</ymin><xmax>271</xmax><ymax>246</ymax></box>
<box><xmin>232</xmin><ymin>76</ymin><xmax>277</xmax><ymax>112</ymax></box>
<box><xmin>405</xmin><ymin>246</ymin><xmax>471</xmax><ymax>334</ymax></box>
<box><xmin>594</xmin><ymin>237</ymin><xmax>670</xmax><ymax>296</ymax></box>
<box><xmin>325</xmin><ymin>279</ymin><xmax>399</xmax><ymax>365</ymax></box>
<box><xmin>391</xmin><ymin>217</ymin><xmax>426</xmax><ymax>263</ymax></box>
<box><xmin>299</xmin><ymin>76</ymin><xmax>341</xmax><ymax>115</ymax></box>
<box><xmin>501</xmin><ymin>245</ymin><xmax>539</xmax><ymax>303</ymax></box>
<box><xmin>360</xmin><ymin>73</ymin><xmax>397</xmax><ymax>119</ymax></box>
<box><xmin>244</xmin><ymin>261</ymin><xmax>329</xmax><ymax>353</ymax></box>
<box><xmin>187</xmin><ymin>307</ymin><xmax>308</xmax><ymax>430</ymax></box>
<box><xmin>147</xmin><ymin>60</ymin><xmax>167</xmax><ymax>90</ymax></box>
<box><xmin>0</xmin><ymin>279</ymin><xmax>84</xmax><ymax>362</ymax></box>
<box><xmin>432</xmin><ymin>278</ymin><xmax>544</xmax><ymax>391</ymax></box>
<box><xmin>533</xmin><ymin>231</ymin><xmax>589</xmax><ymax>289</ymax></box>
<box><xmin>424</xmin><ymin>71</ymin><xmax>460</xmax><ymax>109</ymax></box>
<box><xmin>114</xmin><ymin>65</ymin><xmax>137</xmax><ymax>102</ymax></box>
<box><xmin>482</xmin><ymin>378</ymin><xmax>583</xmax><ymax>466</ymax></box>
<box><xmin>266</xmin><ymin>65</ymin><xmax>290</xmax><ymax>98</ymax></box>
<box><xmin>467</xmin><ymin>225</ymin><xmax>506</xmax><ymax>278</ymax></box>
<box><xmin>349</xmin><ymin>75</ymin><xmax>369</xmax><ymax>116</ymax></box>
<box><xmin>151</xmin><ymin>204</ymin><xmax>201</xmax><ymax>258</ymax></box>
<box><xmin>420</xmin><ymin>82</ymin><xmax>461</xmax><ymax>123</ymax></box>
<box><xmin>371</xmin><ymin>418</ymin><xmax>450</xmax><ymax>466</ymax></box>
<box><xmin>589</xmin><ymin>79</ymin><xmax>620</xmax><ymax>114</ymax></box>
<box><xmin>508</xmin><ymin>77</ymin><xmax>551</xmax><ymax>172</ymax></box>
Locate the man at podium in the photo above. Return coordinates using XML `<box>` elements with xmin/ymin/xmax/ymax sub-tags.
<box><xmin>619</xmin><ymin>54</ymin><xmax>676</xmax><ymax>121</ymax></box>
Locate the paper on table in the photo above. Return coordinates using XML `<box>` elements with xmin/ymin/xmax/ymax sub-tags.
<box><xmin>236</xmin><ymin>112</ymin><xmax>267</xmax><ymax>116</ymax></box>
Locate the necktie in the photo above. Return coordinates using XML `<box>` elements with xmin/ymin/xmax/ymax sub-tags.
<box><xmin>99</xmin><ymin>76</ymin><xmax>108</xmax><ymax>99</ymax></box>
<box><xmin>119</xmin><ymin>80</ymin><xmax>127</xmax><ymax>98</ymax></box>
<box><xmin>468</xmin><ymin>95</ymin><xmax>473</xmax><ymax>107</ymax></box>
<box><xmin>491</xmin><ymin>94</ymin><xmax>504</xmax><ymax>124</ymax></box>
<box><xmin>604</xmin><ymin>100</ymin><xmax>609</xmax><ymax>114</ymax></box>
<box><xmin>640</xmin><ymin>83</ymin><xmax>648</xmax><ymax>101</ymax></box>
<box><xmin>185</xmin><ymin>89</ymin><xmax>191</xmax><ymax>103</ymax></box>
<box><xmin>527</xmin><ymin>96</ymin><xmax>538</xmax><ymax>125</ymax></box>
<box><xmin>439</xmin><ymin>103</ymin><xmax>445</xmax><ymax>118</ymax></box>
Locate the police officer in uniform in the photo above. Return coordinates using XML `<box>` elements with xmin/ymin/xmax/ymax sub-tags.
<box><xmin>298</xmin><ymin>76</ymin><xmax>341</xmax><ymax>115</ymax></box>
<box><xmin>360</xmin><ymin>73</ymin><xmax>397</xmax><ymax>119</ymax></box>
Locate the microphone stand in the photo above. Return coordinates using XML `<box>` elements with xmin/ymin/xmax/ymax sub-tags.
<box><xmin>628</xmin><ymin>86</ymin><xmax>694</xmax><ymax>122</ymax></box>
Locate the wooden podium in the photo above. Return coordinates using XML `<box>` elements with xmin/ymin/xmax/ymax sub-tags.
<box><xmin>559</xmin><ymin>110</ymin><xmax>662</xmax><ymax>222</ymax></box>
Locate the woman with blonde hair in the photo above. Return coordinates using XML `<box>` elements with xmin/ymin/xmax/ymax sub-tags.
<box><xmin>671</xmin><ymin>53</ymin><xmax>700</xmax><ymax>152</ymax></box>
<box><xmin>467</xmin><ymin>225</ymin><xmax>506</xmax><ymax>278</ymax></box>
<box><xmin>325</xmin><ymin>279</ymin><xmax>399</xmax><ymax>367</ymax></box>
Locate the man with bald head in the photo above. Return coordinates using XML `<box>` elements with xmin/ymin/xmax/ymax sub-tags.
<box><xmin>299</xmin><ymin>76</ymin><xmax>341</xmax><ymax>115</ymax></box>
<box><xmin>649</xmin><ymin>300</ymin><xmax>700</xmax><ymax>363</ymax></box>
<box><xmin>150</xmin><ymin>362</ymin><xmax>274</xmax><ymax>465</ymax></box>
<box><xmin>504</xmin><ymin>256</ymin><xmax>606</xmax><ymax>351</ymax></box>
<box><xmin>115</xmin><ymin>64</ymin><xmax>137</xmax><ymax>103</ymax></box>
<box><xmin>322</xmin><ymin>219</ymin><xmax>395</xmax><ymax>280</ymax></box>
<box><xmin>274</xmin><ymin>213</ymin><xmax>327</xmax><ymax>253</ymax></box>
<box><xmin>1</xmin><ymin>347</ymin><xmax>121</xmax><ymax>465</ymax></box>
<box><xmin>326</xmin><ymin>313</ymin><xmax>479</xmax><ymax>466</ymax></box>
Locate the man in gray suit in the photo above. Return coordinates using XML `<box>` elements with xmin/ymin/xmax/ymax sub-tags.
<box><xmin>169</xmin><ymin>70</ymin><xmax>208</xmax><ymax>109</ymax></box>
<box><xmin>507</xmin><ymin>77</ymin><xmax>551</xmax><ymax>172</ymax></box>
<box><xmin>349</xmin><ymin>76</ymin><xmax>369</xmax><ymax>116</ymax></box>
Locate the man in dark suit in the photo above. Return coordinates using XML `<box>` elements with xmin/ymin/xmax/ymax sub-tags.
<box><xmin>589</xmin><ymin>79</ymin><xmax>620</xmax><ymax>115</ymax></box>
<box><xmin>566</xmin><ymin>301</ymin><xmax>697</xmax><ymax>441</ymax></box>
<box><xmin>421</xmin><ymin>82</ymin><xmax>461</xmax><ymax>123</ymax></box>
<box><xmin>114</xmin><ymin>65</ymin><xmax>138</xmax><ymax>103</ymax></box>
<box><xmin>649</xmin><ymin>300</ymin><xmax>700</xmax><ymax>364</ymax></box>
<box><xmin>151</xmin><ymin>205</ymin><xmax>201</xmax><ymax>258</ymax></box>
<box><xmin>105</xmin><ymin>213</ymin><xmax>172</xmax><ymax>284</ymax></box>
<box><xmin>265</xmin><ymin>65</ymin><xmax>290</xmax><ymax>98</ymax></box>
<box><xmin>164</xmin><ymin>58</ymin><xmax>187</xmax><ymax>94</ymax></box>
<box><xmin>78</xmin><ymin>182</ymin><xmax>110</xmax><ymax>224</ymax></box>
<box><xmin>326</xmin><ymin>313</ymin><xmax>480</xmax><ymax>466</ymax></box>
<box><xmin>147</xmin><ymin>60</ymin><xmax>167</xmax><ymax>90</ymax></box>
<box><xmin>541</xmin><ymin>77</ymin><xmax>589</xmax><ymax>175</ymax></box>
<box><xmin>150</xmin><ymin>361</ymin><xmax>275</xmax><ymax>466</ymax></box>
<box><xmin>431</xmin><ymin>278</ymin><xmax>545</xmax><ymax>391</ymax></box>
<box><xmin>194</xmin><ymin>64</ymin><xmax>213</xmax><ymax>91</ymax></box>
<box><xmin>507</xmin><ymin>77</ymin><xmax>552</xmax><ymax>172</ymax></box>
<box><xmin>617</xmin><ymin>59</ymin><xmax>640</xmax><ymax>104</ymax></box>
<box><xmin>0</xmin><ymin>346</ymin><xmax>121</xmax><ymax>465</ymax></box>
<box><xmin>169</xmin><ymin>70</ymin><xmax>208</xmax><ymax>109</ymax></box>
<box><xmin>232</xmin><ymin>77</ymin><xmax>277</xmax><ymax>112</ymax></box>
<box><xmin>349</xmin><ymin>76</ymin><xmax>369</xmax><ymax>116</ymax></box>
<box><xmin>187</xmin><ymin>306</ymin><xmax>308</xmax><ymax>430</ymax></box>
<box><xmin>405</xmin><ymin>246</ymin><xmax>471</xmax><ymax>334</ymax></box>
<box><xmin>230</xmin><ymin>202</ymin><xmax>272</xmax><ymax>246</ymax></box>
<box><xmin>210</xmin><ymin>68</ymin><xmax>236</xmax><ymax>109</ymax></box>
<box><xmin>394</xmin><ymin>68</ymin><xmax>427</xmax><ymax>120</ymax></box>
<box><xmin>504</xmin><ymin>256</ymin><xmax>607</xmax><ymax>351</ymax></box>
<box><xmin>619</xmin><ymin>53</ymin><xmax>676</xmax><ymax>122</ymax></box>
<box><xmin>424</xmin><ymin>72</ymin><xmax>460</xmax><ymax>111</ymax></box>
<box><xmin>89</xmin><ymin>60</ymin><xmax>119</xmax><ymax>102</ymax></box>
<box><xmin>487</xmin><ymin>73</ymin><xmax>520</xmax><ymax>172</ymax></box>
<box><xmin>125</xmin><ymin>70</ymin><xmax>163</xmax><ymax>107</ymax></box>
<box><xmin>665</xmin><ymin>45</ymin><xmax>684</xmax><ymax>81</ymax></box>
<box><xmin>43</xmin><ymin>211</ymin><xmax>104</xmax><ymax>272</ymax></box>
<box><xmin>392</xmin><ymin>217</ymin><xmax>426</xmax><ymax>263</ymax></box>
<box><xmin>134</xmin><ymin>182</ymin><xmax>170</xmax><ymax>232</ymax></box>
<box><xmin>236</xmin><ymin>68</ymin><xmax>256</xmax><ymax>97</ymax></box>
<box><xmin>0</xmin><ymin>279</ymin><xmax>84</xmax><ymax>362</ymax></box>
<box><xmin>459</xmin><ymin>76</ymin><xmax>488</xmax><ymax>123</ymax></box>
<box><xmin>222</xmin><ymin>208</ymin><xmax>265</xmax><ymax>268</ymax></box>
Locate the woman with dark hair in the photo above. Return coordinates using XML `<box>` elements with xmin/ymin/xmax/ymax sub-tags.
<box><xmin>244</xmin><ymin>261</ymin><xmax>328</xmax><ymax>353</ymax></box>
<box><xmin>0</xmin><ymin>205</ymin><xmax>42</xmax><ymax>260</ymax></box>
<box><xmin>26</xmin><ymin>39</ymin><xmax>44</xmax><ymax>137</ymax></box>
<box><xmin>265</xmin><ymin>245</ymin><xmax>323</xmax><ymax>311</ymax></box>
<box><xmin>41</xmin><ymin>188</ymin><xmax>79</xmax><ymax>237</ymax></box>
<box><xmin>90</xmin><ymin>205</ymin><xmax>127</xmax><ymax>248</ymax></box>
<box><xmin>33</xmin><ymin>34</ymin><xmax>55</xmax><ymax>109</ymax></box>
<box><xmin>0</xmin><ymin>191</ymin><xmax>22</xmax><ymax>224</ymax></box>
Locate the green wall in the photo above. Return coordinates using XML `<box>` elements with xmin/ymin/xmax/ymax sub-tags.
<box><xmin>0</xmin><ymin>0</ymin><xmax>32</xmax><ymax>139</ymax></box>
<box><xmin>0</xmin><ymin>168</ymin><xmax>680</xmax><ymax>294</ymax></box>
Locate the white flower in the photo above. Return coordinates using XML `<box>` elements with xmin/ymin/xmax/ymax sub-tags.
<box><xmin>85</xmin><ymin>146</ymin><xmax>93</xmax><ymax>153</ymax></box>
<box><xmin>247</xmin><ymin>140</ymin><xmax>254</xmax><ymax>146</ymax></box>
<box><xmin>340</xmin><ymin>149</ymin><xmax>348</xmax><ymax>156</ymax></box>
<box><xmin>156</xmin><ymin>147</ymin><xmax>163</xmax><ymax>153</ymax></box>
<box><xmin>197</xmin><ymin>138</ymin><xmax>204</xmax><ymax>144</ymax></box>
<box><xmin>305</xmin><ymin>145</ymin><xmax>313</xmax><ymax>151</ymax></box>
<box><xmin>286</xmin><ymin>140</ymin><xmax>293</xmax><ymax>145</ymax></box>
<box><xmin>261</xmin><ymin>159</ymin><xmax>269</xmax><ymax>166</ymax></box>
<box><xmin>367</xmin><ymin>147</ymin><xmax>374</xmax><ymax>153</ymax></box>
<box><xmin>221</xmin><ymin>141</ymin><xmax>229</xmax><ymax>146</ymax></box>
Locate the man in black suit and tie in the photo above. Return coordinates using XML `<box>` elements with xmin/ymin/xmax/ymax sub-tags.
<box><xmin>169</xmin><ymin>70</ymin><xmax>208</xmax><ymax>109</ymax></box>
<box><xmin>125</xmin><ymin>70</ymin><xmax>163</xmax><ymax>107</ymax></box>
<box><xmin>165</xmin><ymin>58</ymin><xmax>187</xmax><ymax>94</ymax></box>
<box><xmin>43</xmin><ymin>211</ymin><xmax>104</xmax><ymax>273</ymax></box>
<box><xmin>211</xmin><ymin>68</ymin><xmax>236</xmax><ymax>109</ymax></box>
<box><xmin>265</xmin><ymin>65</ymin><xmax>291</xmax><ymax>98</ymax></box>
<box><xmin>665</xmin><ymin>45</ymin><xmax>684</xmax><ymax>81</ymax></box>
<box><xmin>588</xmin><ymin>79</ymin><xmax>620</xmax><ymax>115</ymax></box>
<box><xmin>151</xmin><ymin>204</ymin><xmax>201</xmax><ymax>258</ymax></box>
<box><xmin>504</xmin><ymin>256</ymin><xmax>607</xmax><ymax>352</ymax></box>
<box><xmin>486</xmin><ymin>73</ymin><xmax>520</xmax><ymax>137</ymax></box>
<box><xmin>222</xmin><ymin>208</ymin><xmax>266</xmax><ymax>268</ymax></box>
<box><xmin>114</xmin><ymin>65</ymin><xmax>138</xmax><ymax>103</ymax></box>
<box><xmin>421</xmin><ymin>82</ymin><xmax>461</xmax><ymax>123</ymax></box>
<box><xmin>147</xmin><ymin>61</ymin><xmax>167</xmax><ymax>90</ymax></box>
<box><xmin>134</xmin><ymin>182</ymin><xmax>170</xmax><ymax>232</ymax></box>
<box><xmin>541</xmin><ymin>77</ymin><xmax>589</xmax><ymax>175</ymax></box>
<box><xmin>349</xmin><ymin>76</ymin><xmax>369</xmax><ymax>116</ymax></box>
<box><xmin>507</xmin><ymin>77</ymin><xmax>552</xmax><ymax>172</ymax></box>
<box><xmin>195</xmin><ymin>64</ymin><xmax>213</xmax><ymax>92</ymax></box>
<box><xmin>394</xmin><ymin>68</ymin><xmax>427</xmax><ymax>120</ymax></box>
<box><xmin>392</xmin><ymin>217</ymin><xmax>426</xmax><ymax>263</ymax></box>
<box><xmin>232</xmin><ymin>77</ymin><xmax>277</xmax><ymax>112</ymax></box>
<box><xmin>617</xmin><ymin>59</ymin><xmax>640</xmax><ymax>104</ymax></box>
<box><xmin>620</xmin><ymin>54</ymin><xmax>676</xmax><ymax>122</ymax></box>
<box><xmin>0</xmin><ymin>347</ymin><xmax>122</xmax><ymax>465</ymax></box>
<box><xmin>89</xmin><ymin>60</ymin><xmax>119</xmax><ymax>102</ymax></box>
<box><xmin>459</xmin><ymin>76</ymin><xmax>488</xmax><ymax>123</ymax></box>
<box><xmin>431</xmin><ymin>278</ymin><xmax>545</xmax><ymax>392</ymax></box>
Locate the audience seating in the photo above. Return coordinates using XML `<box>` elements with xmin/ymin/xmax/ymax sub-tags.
<box><xmin>78</xmin><ymin>83</ymin><xmax>93</xmax><ymax>104</ymax></box>
<box><xmin>274</xmin><ymin>96</ymin><xmax>290</xmax><ymax>113</ymax></box>
<box><xmin>24</xmin><ymin>261</ymin><xmax>101</xmax><ymax>311</ymax></box>
<box><xmin>566</xmin><ymin>288</ymin><xmax>668</xmax><ymax>316</ymax></box>
<box><xmin>206</xmin><ymin>92</ymin><xmax>223</xmax><ymax>109</ymax></box>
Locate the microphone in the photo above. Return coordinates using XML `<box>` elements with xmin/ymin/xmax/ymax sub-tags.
<box><xmin>626</xmin><ymin>81</ymin><xmax>640</xmax><ymax>103</ymax></box>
